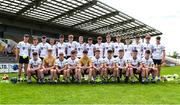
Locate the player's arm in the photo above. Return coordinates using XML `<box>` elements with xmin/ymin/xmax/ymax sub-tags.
<box><xmin>78</xmin><ymin>59</ymin><xmax>83</xmax><ymax>69</ymax></box>
<box><xmin>42</xmin><ymin>59</ymin><xmax>47</xmax><ymax>70</ymax></box>
<box><xmin>162</xmin><ymin>50</ymin><xmax>166</xmax><ymax>63</ymax></box>
<box><xmin>27</xmin><ymin>63</ymin><xmax>31</xmax><ymax>71</ymax></box>
<box><xmin>88</xmin><ymin>60</ymin><xmax>93</xmax><ymax>69</ymax></box>
<box><xmin>62</xmin><ymin>64</ymin><xmax>68</xmax><ymax>70</ymax></box>
<box><xmin>15</xmin><ymin>43</ymin><xmax>20</xmax><ymax>60</ymax></box>
<box><xmin>139</xmin><ymin>62</ymin><xmax>144</xmax><ymax>69</ymax></box>
<box><xmin>28</xmin><ymin>44</ymin><xmax>31</xmax><ymax>57</ymax></box>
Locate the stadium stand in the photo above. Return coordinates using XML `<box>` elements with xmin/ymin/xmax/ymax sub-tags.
<box><xmin>0</xmin><ymin>0</ymin><xmax>162</xmax><ymax>39</ymax></box>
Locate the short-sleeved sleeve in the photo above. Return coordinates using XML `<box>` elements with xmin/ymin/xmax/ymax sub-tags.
<box><xmin>17</xmin><ymin>42</ymin><xmax>21</xmax><ymax>49</ymax></box>
<box><xmin>162</xmin><ymin>45</ymin><xmax>165</xmax><ymax>51</ymax></box>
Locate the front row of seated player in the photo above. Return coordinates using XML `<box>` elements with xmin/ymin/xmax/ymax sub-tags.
<box><xmin>27</xmin><ymin>49</ymin><xmax>157</xmax><ymax>84</ymax></box>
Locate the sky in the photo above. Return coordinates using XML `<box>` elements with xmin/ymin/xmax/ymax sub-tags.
<box><xmin>99</xmin><ymin>0</ymin><xmax>180</xmax><ymax>55</ymax></box>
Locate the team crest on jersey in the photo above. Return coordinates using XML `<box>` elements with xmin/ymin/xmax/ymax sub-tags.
<box><xmin>144</xmin><ymin>47</ymin><xmax>146</xmax><ymax>50</ymax></box>
<box><xmin>41</xmin><ymin>47</ymin><xmax>43</xmax><ymax>50</ymax></box>
<box><xmin>78</xmin><ymin>48</ymin><xmax>80</xmax><ymax>51</ymax></box>
<box><xmin>106</xmin><ymin>47</ymin><xmax>108</xmax><ymax>49</ymax></box>
<box><xmin>22</xmin><ymin>47</ymin><xmax>25</xmax><ymax>50</ymax></box>
<box><xmin>125</xmin><ymin>49</ymin><xmax>127</xmax><ymax>51</ymax></box>
<box><xmin>32</xmin><ymin>49</ymin><xmax>34</xmax><ymax>52</ymax></box>
<box><xmin>87</xmin><ymin>48</ymin><xmax>89</xmax><ymax>50</ymax></box>
<box><xmin>115</xmin><ymin>46</ymin><xmax>118</xmax><ymax>48</ymax></box>
<box><xmin>69</xmin><ymin>46</ymin><xmax>71</xmax><ymax>48</ymax></box>
<box><xmin>59</xmin><ymin>47</ymin><xmax>61</xmax><ymax>49</ymax></box>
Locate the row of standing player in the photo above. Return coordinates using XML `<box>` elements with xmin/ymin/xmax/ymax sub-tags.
<box><xmin>16</xmin><ymin>34</ymin><xmax>165</xmax><ymax>82</ymax></box>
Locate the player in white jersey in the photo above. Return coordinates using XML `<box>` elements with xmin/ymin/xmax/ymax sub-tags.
<box><xmin>16</xmin><ymin>34</ymin><xmax>31</xmax><ymax>82</ymax></box>
<box><xmin>104</xmin><ymin>35</ymin><xmax>114</xmax><ymax>57</ymax></box>
<box><xmin>141</xmin><ymin>35</ymin><xmax>153</xmax><ymax>57</ymax></box>
<box><xmin>30</xmin><ymin>37</ymin><xmax>39</xmax><ymax>58</ymax></box>
<box><xmin>113</xmin><ymin>35</ymin><xmax>124</xmax><ymax>58</ymax></box>
<box><xmin>114</xmin><ymin>49</ymin><xmax>126</xmax><ymax>82</ymax></box>
<box><xmin>92</xmin><ymin>50</ymin><xmax>104</xmax><ymax>82</ymax></box>
<box><xmin>125</xmin><ymin>50</ymin><xmax>141</xmax><ymax>83</ymax></box>
<box><xmin>56</xmin><ymin>35</ymin><xmax>67</xmax><ymax>57</ymax></box>
<box><xmin>66</xmin><ymin>35</ymin><xmax>77</xmax><ymax>58</ymax></box>
<box><xmin>124</xmin><ymin>37</ymin><xmax>132</xmax><ymax>60</ymax></box>
<box><xmin>131</xmin><ymin>35</ymin><xmax>143</xmax><ymax>59</ymax></box>
<box><xmin>76</xmin><ymin>36</ymin><xmax>86</xmax><ymax>58</ymax></box>
<box><xmin>55</xmin><ymin>53</ymin><xmax>68</xmax><ymax>82</ymax></box>
<box><xmin>49</xmin><ymin>38</ymin><xmax>57</xmax><ymax>58</ymax></box>
<box><xmin>85</xmin><ymin>37</ymin><xmax>95</xmax><ymax>58</ymax></box>
<box><xmin>67</xmin><ymin>50</ymin><xmax>79</xmax><ymax>82</ymax></box>
<box><xmin>152</xmin><ymin>36</ymin><xmax>165</xmax><ymax>81</ymax></box>
<box><xmin>37</xmin><ymin>36</ymin><xmax>50</xmax><ymax>60</ymax></box>
<box><xmin>141</xmin><ymin>50</ymin><xmax>157</xmax><ymax>83</ymax></box>
<box><xmin>103</xmin><ymin>50</ymin><xmax>116</xmax><ymax>82</ymax></box>
<box><xmin>94</xmin><ymin>36</ymin><xmax>104</xmax><ymax>58</ymax></box>
<box><xmin>27</xmin><ymin>52</ymin><xmax>42</xmax><ymax>83</ymax></box>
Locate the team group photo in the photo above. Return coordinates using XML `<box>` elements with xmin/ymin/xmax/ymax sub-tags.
<box><xmin>16</xmin><ymin>34</ymin><xmax>165</xmax><ymax>84</ymax></box>
<box><xmin>0</xmin><ymin>0</ymin><xmax>180</xmax><ymax>104</ymax></box>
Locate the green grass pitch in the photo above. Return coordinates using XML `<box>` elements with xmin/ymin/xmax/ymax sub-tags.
<box><xmin>0</xmin><ymin>66</ymin><xmax>180</xmax><ymax>104</ymax></box>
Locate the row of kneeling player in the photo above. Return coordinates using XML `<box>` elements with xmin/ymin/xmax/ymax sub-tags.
<box><xmin>27</xmin><ymin>48</ymin><xmax>157</xmax><ymax>84</ymax></box>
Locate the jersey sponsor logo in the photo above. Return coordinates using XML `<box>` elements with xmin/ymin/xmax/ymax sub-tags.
<box><xmin>78</xmin><ymin>48</ymin><xmax>81</xmax><ymax>51</ymax></box>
